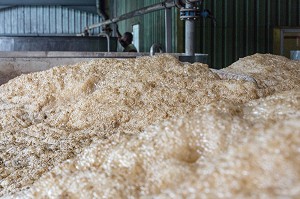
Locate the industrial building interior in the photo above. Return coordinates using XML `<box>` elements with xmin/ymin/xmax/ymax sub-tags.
<box><xmin>0</xmin><ymin>0</ymin><xmax>300</xmax><ymax>198</ymax></box>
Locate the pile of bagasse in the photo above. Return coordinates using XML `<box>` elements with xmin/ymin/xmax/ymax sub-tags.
<box><xmin>0</xmin><ymin>54</ymin><xmax>299</xmax><ymax>198</ymax></box>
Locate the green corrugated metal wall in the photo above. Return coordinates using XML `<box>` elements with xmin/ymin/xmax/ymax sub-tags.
<box><xmin>111</xmin><ymin>0</ymin><xmax>179</xmax><ymax>53</ymax></box>
<box><xmin>197</xmin><ymin>0</ymin><xmax>300</xmax><ymax>68</ymax></box>
<box><xmin>112</xmin><ymin>0</ymin><xmax>300</xmax><ymax>68</ymax></box>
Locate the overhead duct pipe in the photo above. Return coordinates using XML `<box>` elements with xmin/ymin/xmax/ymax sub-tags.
<box><xmin>95</xmin><ymin>0</ymin><xmax>112</xmax><ymax>34</ymax></box>
<box><xmin>96</xmin><ymin>0</ymin><xmax>109</xmax><ymax>20</ymax></box>
<box><xmin>85</xmin><ymin>0</ymin><xmax>181</xmax><ymax>30</ymax></box>
<box><xmin>86</xmin><ymin>0</ymin><xmax>211</xmax><ymax>56</ymax></box>
<box><xmin>85</xmin><ymin>0</ymin><xmax>183</xmax><ymax>52</ymax></box>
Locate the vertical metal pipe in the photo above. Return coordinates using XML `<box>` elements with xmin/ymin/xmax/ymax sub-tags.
<box><xmin>165</xmin><ymin>8</ymin><xmax>172</xmax><ymax>53</ymax></box>
<box><xmin>280</xmin><ymin>29</ymin><xmax>284</xmax><ymax>55</ymax></box>
<box><xmin>185</xmin><ymin>3</ymin><xmax>195</xmax><ymax>56</ymax></box>
<box><xmin>99</xmin><ymin>32</ymin><xmax>110</xmax><ymax>52</ymax></box>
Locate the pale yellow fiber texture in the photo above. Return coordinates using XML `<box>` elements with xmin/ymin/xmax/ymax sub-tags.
<box><xmin>0</xmin><ymin>54</ymin><xmax>299</xmax><ymax>198</ymax></box>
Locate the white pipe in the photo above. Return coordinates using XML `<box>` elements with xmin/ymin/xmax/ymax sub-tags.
<box><xmin>150</xmin><ymin>43</ymin><xmax>163</xmax><ymax>56</ymax></box>
<box><xmin>98</xmin><ymin>32</ymin><xmax>110</xmax><ymax>52</ymax></box>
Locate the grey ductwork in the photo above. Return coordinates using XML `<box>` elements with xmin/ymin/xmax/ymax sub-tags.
<box><xmin>86</xmin><ymin>0</ymin><xmax>179</xmax><ymax>30</ymax></box>
<box><xmin>86</xmin><ymin>0</ymin><xmax>207</xmax><ymax>56</ymax></box>
<box><xmin>96</xmin><ymin>0</ymin><xmax>109</xmax><ymax>21</ymax></box>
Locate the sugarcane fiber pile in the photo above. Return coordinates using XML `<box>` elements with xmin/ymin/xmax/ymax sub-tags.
<box><xmin>0</xmin><ymin>54</ymin><xmax>300</xmax><ymax>198</ymax></box>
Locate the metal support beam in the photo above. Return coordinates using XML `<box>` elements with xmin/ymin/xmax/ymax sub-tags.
<box><xmin>0</xmin><ymin>6</ymin><xmax>12</xmax><ymax>10</ymax></box>
<box><xmin>65</xmin><ymin>6</ymin><xmax>97</xmax><ymax>14</ymax></box>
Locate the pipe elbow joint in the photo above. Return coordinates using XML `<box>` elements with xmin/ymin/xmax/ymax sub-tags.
<box><xmin>150</xmin><ymin>43</ymin><xmax>164</xmax><ymax>56</ymax></box>
<box><xmin>98</xmin><ymin>32</ymin><xmax>110</xmax><ymax>52</ymax></box>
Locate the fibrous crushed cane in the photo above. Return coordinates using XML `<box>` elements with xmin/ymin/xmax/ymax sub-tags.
<box><xmin>0</xmin><ymin>54</ymin><xmax>299</xmax><ymax>198</ymax></box>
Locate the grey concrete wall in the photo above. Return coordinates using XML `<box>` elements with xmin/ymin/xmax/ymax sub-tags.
<box><xmin>0</xmin><ymin>51</ymin><xmax>149</xmax><ymax>85</ymax></box>
<box><xmin>0</xmin><ymin>51</ymin><xmax>207</xmax><ymax>85</ymax></box>
<box><xmin>0</xmin><ymin>57</ymin><xmax>95</xmax><ymax>85</ymax></box>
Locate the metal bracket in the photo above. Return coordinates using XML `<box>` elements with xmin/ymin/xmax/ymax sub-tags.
<box><xmin>180</xmin><ymin>7</ymin><xmax>202</xmax><ymax>20</ymax></box>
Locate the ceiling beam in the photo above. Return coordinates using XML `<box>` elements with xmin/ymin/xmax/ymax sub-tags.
<box><xmin>0</xmin><ymin>0</ymin><xmax>96</xmax><ymax>6</ymax></box>
<box><xmin>0</xmin><ymin>5</ymin><xmax>98</xmax><ymax>15</ymax></box>
<box><xmin>65</xmin><ymin>6</ymin><xmax>98</xmax><ymax>14</ymax></box>
<box><xmin>0</xmin><ymin>6</ymin><xmax>12</xmax><ymax>9</ymax></box>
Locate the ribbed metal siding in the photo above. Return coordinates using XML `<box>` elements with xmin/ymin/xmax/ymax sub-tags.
<box><xmin>143</xmin><ymin>2</ymin><xmax>165</xmax><ymax>52</ymax></box>
<box><xmin>196</xmin><ymin>0</ymin><xmax>300</xmax><ymax>68</ymax></box>
<box><xmin>113</xmin><ymin>0</ymin><xmax>178</xmax><ymax>52</ymax></box>
<box><xmin>0</xmin><ymin>6</ymin><xmax>102</xmax><ymax>35</ymax></box>
<box><xmin>1</xmin><ymin>1</ymin><xmax>298</xmax><ymax>67</ymax></box>
<box><xmin>115</xmin><ymin>0</ymin><xmax>299</xmax><ymax>67</ymax></box>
